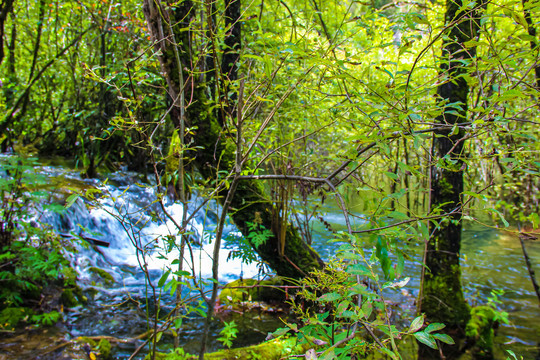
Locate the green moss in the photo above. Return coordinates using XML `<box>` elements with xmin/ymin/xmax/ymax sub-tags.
<box><xmin>204</xmin><ymin>336</ymin><xmax>305</xmax><ymax>360</ymax></box>
<box><xmin>61</xmin><ymin>284</ymin><xmax>85</xmax><ymax>307</ymax></box>
<box><xmin>97</xmin><ymin>338</ymin><xmax>112</xmax><ymax>360</ymax></box>
<box><xmin>159</xmin><ymin>336</ymin><xmax>307</xmax><ymax>360</ymax></box>
<box><xmin>439</xmin><ymin>176</ymin><xmax>454</xmax><ymax>197</ymax></box>
<box><xmin>88</xmin><ymin>267</ymin><xmax>115</xmax><ymax>285</ymax></box>
<box><xmin>422</xmin><ymin>262</ymin><xmax>470</xmax><ymax>329</ymax></box>
<box><xmin>219</xmin><ymin>277</ymin><xmax>287</xmax><ymax>304</ymax></box>
<box><xmin>60</xmin><ymin>288</ymin><xmax>79</xmax><ymax>307</ymax></box>
<box><xmin>465</xmin><ymin>306</ymin><xmax>497</xmax><ymax>358</ymax></box>
<box><xmin>76</xmin><ymin>336</ymin><xmax>97</xmax><ymax>347</ymax></box>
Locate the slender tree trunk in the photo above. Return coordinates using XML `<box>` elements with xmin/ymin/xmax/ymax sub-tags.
<box><xmin>142</xmin><ymin>0</ymin><xmax>324</xmax><ymax>279</ymax></box>
<box><xmin>4</xmin><ymin>14</ymin><xmax>15</xmax><ymax>107</ymax></box>
<box><xmin>0</xmin><ymin>0</ymin><xmax>15</xmax><ymax>65</ymax></box>
<box><xmin>419</xmin><ymin>0</ymin><xmax>485</xmax><ymax>358</ymax></box>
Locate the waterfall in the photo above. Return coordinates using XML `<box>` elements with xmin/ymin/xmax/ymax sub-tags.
<box><xmin>38</xmin><ymin>167</ymin><xmax>263</xmax><ymax>297</ymax></box>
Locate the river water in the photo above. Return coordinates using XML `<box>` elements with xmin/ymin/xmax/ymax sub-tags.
<box><xmin>1</xmin><ymin>158</ymin><xmax>539</xmax><ymax>359</ymax></box>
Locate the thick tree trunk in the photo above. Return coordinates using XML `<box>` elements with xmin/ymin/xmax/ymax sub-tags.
<box><xmin>419</xmin><ymin>0</ymin><xmax>484</xmax><ymax>358</ymax></box>
<box><xmin>142</xmin><ymin>0</ymin><xmax>324</xmax><ymax>279</ymax></box>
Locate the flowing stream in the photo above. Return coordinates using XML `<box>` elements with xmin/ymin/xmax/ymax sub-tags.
<box><xmin>1</xmin><ymin>158</ymin><xmax>539</xmax><ymax>359</ymax></box>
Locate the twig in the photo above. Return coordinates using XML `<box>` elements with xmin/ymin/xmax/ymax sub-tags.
<box><xmin>517</xmin><ymin>224</ymin><xmax>540</xmax><ymax>307</ymax></box>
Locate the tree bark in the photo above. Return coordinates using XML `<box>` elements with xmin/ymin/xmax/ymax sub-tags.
<box><xmin>142</xmin><ymin>0</ymin><xmax>324</xmax><ymax>279</ymax></box>
<box><xmin>419</xmin><ymin>0</ymin><xmax>485</xmax><ymax>358</ymax></box>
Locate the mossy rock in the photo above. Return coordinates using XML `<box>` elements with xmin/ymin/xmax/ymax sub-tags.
<box><xmin>88</xmin><ymin>267</ymin><xmax>115</xmax><ymax>285</ymax></box>
<box><xmin>61</xmin><ymin>285</ymin><xmax>86</xmax><ymax>307</ymax></box>
<box><xmin>219</xmin><ymin>277</ymin><xmax>287</xmax><ymax>304</ymax></box>
<box><xmin>206</xmin><ymin>336</ymin><xmax>306</xmax><ymax>360</ymax></box>
<box><xmin>75</xmin><ymin>337</ymin><xmax>113</xmax><ymax>360</ymax></box>
<box><xmin>97</xmin><ymin>338</ymin><xmax>112</xmax><ymax>360</ymax></box>
<box><xmin>75</xmin><ymin>336</ymin><xmax>97</xmax><ymax>347</ymax></box>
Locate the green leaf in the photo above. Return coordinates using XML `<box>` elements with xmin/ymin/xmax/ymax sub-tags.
<box><xmin>518</xmin><ymin>34</ymin><xmax>537</xmax><ymax>42</ymax></box>
<box><xmin>158</xmin><ymin>269</ymin><xmax>170</xmax><ymax>288</ymax></box>
<box><xmin>338</xmin><ymin>251</ymin><xmax>361</xmax><ymax>261</ymax></box>
<box><xmin>425</xmin><ymin>323</ymin><xmax>445</xmax><ymax>333</ymax></box>
<box><xmin>173</xmin><ymin>270</ymin><xmax>191</xmax><ymax>277</ymax></box>
<box><xmin>347</xmin><ymin>264</ymin><xmax>372</xmax><ymax>277</ymax></box>
<box><xmin>362</xmin><ymin>301</ymin><xmax>373</xmax><ymax>319</ymax></box>
<box><xmin>174</xmin><ymin>318</ymin><xmax>183</xmax><ymax>329</ymax></box>
<box><xmin>492</xmin><ymin>209</ymin><xmax>509</xmax><ymax>227</ymax></box>
<box><xmin>336</xmin><ymin>300</ymin><xmax>350</xmax><ymax>315</ymax></box>
<box><xmin>271</xmin><ymin>327</ymin><xmax>290</xmax><ymax>338</ymax></box>
<box><xmin>319</xmin><ymin>348</ymin><xmax>336</xmax><ymax>360</ymax></box>
<box><xmin>409</xmin><ymin>315</ymin><xmax>424</xmax><ymax>333</ymax></box>
<box><xmin>376</xmin><ymin>237</ymin><xmax>391</xmax><ymax>280</ymax></box>
<box><xmin>318</xmin><ymin>292</ymin><xmax>342</xmax><ymax>302</ymax></box>
<box><xmin>387</xmin><ymin>211</ymin><xmax>409</xmax><ymax>220</ymax></box>
<box><xmin>414</xmin><ymin>332</ymin><xmax>438</xmax><ymax>349</ymax></box>
<box><xmin>505</xmin><ymin>349</ymin><xmax>518</xmax><ymax>360</ymax></box>
<box><xmin>349</xmin><ymin>283</ymin><xmax>372</xmax><ymax>296</ymax></box>
<box><xmin>396</xmin><ymin>252</ymin><xmax>405</xmax><ymax>276</ymax></box>
<box><xmin>378</xmin><ymin>346</ymin><xmax>400</xmax><ymax>360</ymax></box>
<box><xmin>65</xmin><ymin>194</ymin><xmax>79</xmax><ymax>209</ymax></box>
<box><xmin>433</xmin><ymin>333</ymin><xmax>455</xmax><ymax>345</ymax></box>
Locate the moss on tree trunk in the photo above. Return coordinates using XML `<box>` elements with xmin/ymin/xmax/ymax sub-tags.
<box><xmin>419</xmin><ymin>0</ymin><xmax>485</xmax><ymax>357</ymax></box>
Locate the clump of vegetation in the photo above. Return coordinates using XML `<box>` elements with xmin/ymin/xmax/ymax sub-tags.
<box><xmin>465</xmin><ymin>290</ymin><xmax>510</xmax><ymax>358</ymax></box>
<box><xmin>0</xmin><ymin>156</ymin><xmax>78</xmax><ymax>330</ymax></box>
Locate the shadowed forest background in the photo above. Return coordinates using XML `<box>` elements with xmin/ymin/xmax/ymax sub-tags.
<box><xmin>0</xmin><ymin>0</ymin><xmax>539</xmax><ymax>359</ymax></box>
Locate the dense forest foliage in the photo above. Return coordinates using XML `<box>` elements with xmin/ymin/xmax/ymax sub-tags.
<box><xmin>0</xmin><ymin>0</ymin><xmax>539</xmax><ymax>359</ymax></box>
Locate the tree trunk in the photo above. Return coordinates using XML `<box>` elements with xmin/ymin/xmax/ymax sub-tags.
<box><xmin>142</xmin><ymin>0</ymin><xmax>324</xmax><ymax>279</ymax></box>
<box><xmin>522</xmin><ymin>0</ymin><xmax>540</xmax><ymax>89</ymax></box>
<box><xmin>419</xmin><ymin>0</ymin><xmax>485</xmax><ymax>357</ymax></box>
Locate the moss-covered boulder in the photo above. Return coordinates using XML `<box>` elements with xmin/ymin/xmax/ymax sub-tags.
<box><xmin>205</xmin><ymin>336</ymin><xmax>306</xmax><ymax>360</ymax></box>
<box><xmin>156</xmin><ymin>336</ymin><xmax>308</xmax><ymax>360</ymax></box>
<box><xmin>88</xmin><ymin>267</ymin><xmax>115</xmax><ymax>285</ymax></box>
<box><xmin>219</xmin><ymin>277</ymin><xmax>288</xmax><ymax>304</ymax></box>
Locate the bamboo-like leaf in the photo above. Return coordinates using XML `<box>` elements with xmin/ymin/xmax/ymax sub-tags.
<box><xmin>158</xmin><ymin>269</ymin><xmax>170</xmax><ymax>288</ymax></box>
